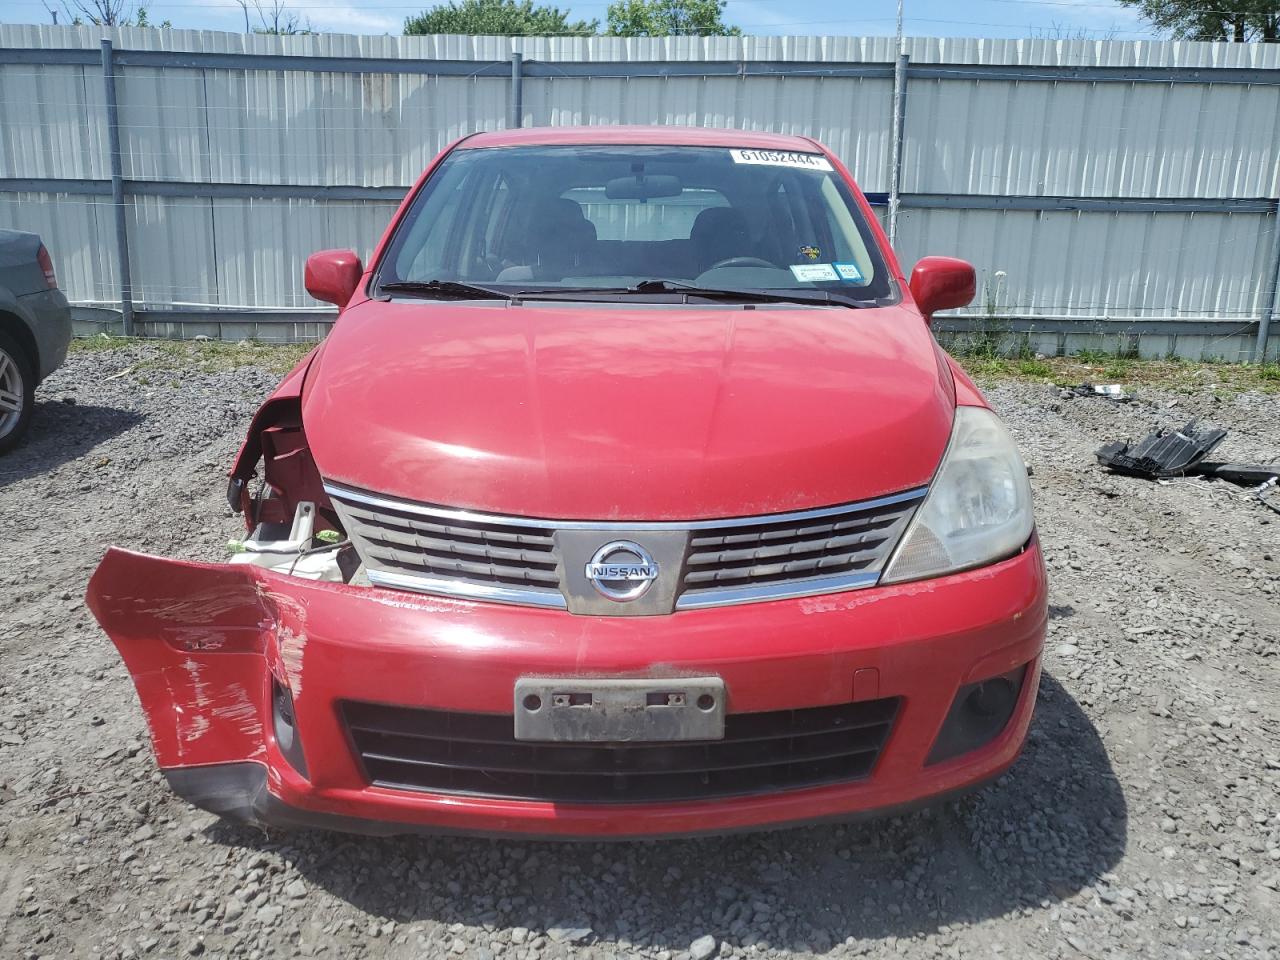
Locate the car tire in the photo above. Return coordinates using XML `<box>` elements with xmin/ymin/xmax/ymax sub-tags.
<box><xmin>0</xmin><ymin>330</ymin><xmax>35</xmax><ymax>455</ymax></box>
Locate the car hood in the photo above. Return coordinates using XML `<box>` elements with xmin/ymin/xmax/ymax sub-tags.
<box><xmin>303</xmin><ymin>299</ymin><xmax>955</xmax><ymax>520</ymax></box>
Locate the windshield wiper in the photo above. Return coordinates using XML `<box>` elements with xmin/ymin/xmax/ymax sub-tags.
<box><xmin>388</xmin><ymin>277</ymin><xmax>877</xmax><ymax>308</ymax></box>
<box><xmin>515</xmin><ymin>279</ymin><xmax>871</xmax><ymax>307</ymax></box>
<box><xmin>379</xmin><ymin>279</ymin><xmax>517</xmax><ymax>301</ymax></box>
<box><xmin>624</xmin><ymin>279</ymin><xmax>870</xmax><ymax>307</ymax></box>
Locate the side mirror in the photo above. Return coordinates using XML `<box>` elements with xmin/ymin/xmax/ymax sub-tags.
<box><xmin>909</xmin><ymin>256</ymin><xmax>976</xmax><ymax>322</ymax></box>
<box><xmin>305</xmin><ymin>249</ymin><xmax>363</xmax><ymax>308</ymax></box>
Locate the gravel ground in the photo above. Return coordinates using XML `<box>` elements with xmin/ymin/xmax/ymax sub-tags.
<box><xmin>2</xmin><ymin>343</ymin><xmax>1279</xmax><ymax>960</ymax></box>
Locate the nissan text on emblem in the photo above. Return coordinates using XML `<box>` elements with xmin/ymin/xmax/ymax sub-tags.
<box><xmin>585</xmin><ymin>540</ymin><xmax>660</xmax><ymax>601</ymax></box>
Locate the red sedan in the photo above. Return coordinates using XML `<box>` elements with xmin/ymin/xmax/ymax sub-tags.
<box><xmin>88</xmin><ymin>126</ymin><xmax>1046</xmax><ymax>838</ymax></box>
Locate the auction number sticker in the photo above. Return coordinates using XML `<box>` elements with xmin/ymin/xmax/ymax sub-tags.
<box><xmin>790</xmin><ymin>263</ymin><xmax>840</xmax><ymax>282</ymax></box>
<box><xmin>730</xmin><ymin>149</ymin><xmax>834</xmax><ymax>172</ymax></box>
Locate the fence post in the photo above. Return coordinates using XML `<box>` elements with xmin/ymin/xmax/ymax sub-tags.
<box><xmin>1254</xmin><ymin>204</ymin><xmax>1280</xmax><ymax>363</ymax></box>
<box><xmin>509</xmin><ymin>52</ymin><xmax>524</xmax><ymax>129</ymax></box>
<box><xmin>100</xmin><ymin>38</ymin><xmax>134</xmax><ymax>336</ymax></box>
<box><xmin>887</xmin><ymin>53</ymin><xmax>909</xmax><ymax>248</ymax></box>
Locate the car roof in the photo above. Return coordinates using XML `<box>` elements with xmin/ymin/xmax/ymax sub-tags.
<box><xmin>460</xmin><ymin>125</ymin><xmax>824</xmax><ymax>152</ymax></box>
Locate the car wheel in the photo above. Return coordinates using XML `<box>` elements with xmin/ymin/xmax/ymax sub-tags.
<box><xmin>0</xmin><ymin>330</ymin><xmax>35</xmax><ymax>454</ymax></box>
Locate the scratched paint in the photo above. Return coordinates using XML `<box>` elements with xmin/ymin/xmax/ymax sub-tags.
<box><xmin>261</xmin><ymin>582</ymin><xmax>311</xmax><ymax>701</ymax></box>
<box><xmin>167</xmin><ymin>629</ymin><xmax>229</xmax><ymax>652</ymax></box>
<box><xmin>210</xmin><ymin>682</ymin><xmax>266</xmax><ymax>756</ymax></box>
<box><xmin>172</xmin><ymin>660</ymin><xmax>265</xmax><ymax>757</ymax></box>
<box><xmin>277</xmin><ymin>625</ymin><xmax>308</xmax><ymax>700</ymax></box>
<box><xmin>183</xmin><ymin>714</ymin><xmax>211</xmax><ymax>742</ymax></box>
<box><xmin>135</xmin><ymin>585</ymin><xmax>266</xmax><ymax>625</ymax></box>
<box><xmin>177</xmin><ymin>658</ymin><xmax>213</xmax><ymax>747</ymax></box>
<box><xmin>364</xmin><ymin>591</ymin><xmax>465</xmax><ymax>615</ymax></box>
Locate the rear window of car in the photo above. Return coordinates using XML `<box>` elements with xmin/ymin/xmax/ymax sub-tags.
<box><xmin>378</xmin><ymin>144</ymin><xmax>895</xmax><ymax>302</ymax></box>
<box><xmin>562</xmin><ymin>186</ymin><xmax>730</xmax><ymax>242</ymax></box>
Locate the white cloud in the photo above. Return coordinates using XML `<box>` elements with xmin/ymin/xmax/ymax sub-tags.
<box><xmin>291</xmin><ymin>0</ymin><xmax>401</xmax><ymax>33</ymax></box>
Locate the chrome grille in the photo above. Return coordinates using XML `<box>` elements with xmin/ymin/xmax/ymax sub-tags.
<box><xmin>678</xmin><ymin>492</ymin><xmax>920</xmax><ymax>608</ymax></box>
<box><xmin>325</xmin><ymin>482</ymin><xmax>924</xmax><ymax>611</ymax></box>
<box><xmin>328</xmin><ymin>489</ymin><xmax>565</xmax><ymax>608</ymax></box>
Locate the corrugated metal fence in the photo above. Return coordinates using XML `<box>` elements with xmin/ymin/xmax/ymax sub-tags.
<box><xmin>1</xmin><ymin>26</ymin><xmax>1279</xmax><ymax>359</ymax></box>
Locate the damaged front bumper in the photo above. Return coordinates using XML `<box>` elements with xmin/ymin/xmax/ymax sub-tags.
<box><xmin>87</xmin><ymin>542</ymin><xmax>1047</xmax><ymax>838</ymax></box>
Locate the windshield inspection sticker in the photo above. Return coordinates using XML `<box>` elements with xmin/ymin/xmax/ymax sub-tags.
<box><xmin>790</xmin><ymin>263</ymin><xmax>840</xmax><ymax>283</ymax></box>
<box><xmin>730</xmin><ymin>149</ymin><xmax>834</xmax><ymax>172</ymax></box>
<box><xmin>833</xmin><ymin>262</ymin><xmax>864</xmax><ymax>282</ymax></box>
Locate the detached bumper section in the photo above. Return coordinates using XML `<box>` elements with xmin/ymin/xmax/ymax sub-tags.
<box><xmin>87</xmin><ymin>542</ymin><xmax>1046</xmax><ymax>837</ymax></box>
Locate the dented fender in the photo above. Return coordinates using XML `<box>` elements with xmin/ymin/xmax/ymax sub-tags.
<box><xmin>228</xmin><ymin>343</ymin><xmax>319</xmax><ymax>486</ymax></box>
<box><xmin>227</xmin><ymin>343</ymin><xmax>329</xmax><ymax>526</ymax></box>
<box><xmin>86</xmin><ymin>548</ymin><xmax>308</xmax><ymax>769</ymax></box>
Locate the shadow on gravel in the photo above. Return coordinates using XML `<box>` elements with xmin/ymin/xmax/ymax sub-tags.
<box><xmin>0</xmin><ymin>400</ymin><xmax>141</xmax><ymax>487</ymax></box>
<box><xmin>210</xmin><ymin>672</ymin><xmax>1125</xmax><ymax>951</ymax></box>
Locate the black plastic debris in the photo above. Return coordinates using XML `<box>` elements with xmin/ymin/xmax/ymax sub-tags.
<box><xmin>1070</xmin><ymin>383</ymin><xmax>1131</xmax><ymax>402</ymax></box>
<box><xmin>1096</xmin><ymin>420</ymin><xmax>1227</xmax><ymax>479</ymax></box>
<box><xmin>1197</xmin><ymin>462</ymin><xmax>1280</xmax><ymax>486</ymax></box>
<box><xmin>1097</xmin><ymin>421</ymin><xmax>1280</xmax><ymax>489</ymax></box>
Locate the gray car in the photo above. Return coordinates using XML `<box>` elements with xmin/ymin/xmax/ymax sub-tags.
<box><xmin>0</xmin><ymin>229</ymin><xmax>72</xmax><ymax>452</ymax></box>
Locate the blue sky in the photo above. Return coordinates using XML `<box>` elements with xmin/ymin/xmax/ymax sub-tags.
<box><xmin>1</xmin><ymin>0</ymin><xmax>1151</xmax><ymax>41</ymax></box>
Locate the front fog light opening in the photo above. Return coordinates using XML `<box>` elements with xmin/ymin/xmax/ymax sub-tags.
<box><xmin>926</xmin><ymin>665</ymin><xmax>1027</xmax><ymax>766</ymax></box>
<box><xmin>272</xmin><ymin>678</ymin><xmax>309</xmax><ymax>779</ymax></box>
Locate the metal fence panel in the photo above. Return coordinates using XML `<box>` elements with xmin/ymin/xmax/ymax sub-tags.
<box><xmin>0</xmin><ymin>63</ymin><xmax>108</xmax><ymax>181</ymax></box>
<box><xmin>901</xmin><ymin>75</ymin><xmax>1280</xmax><ymax>198</ymax></box>
<box><xmin>896</xmin><ymin>207</ymin><xmax>1275</xmax><ymax>321</ymax></box>
<box><xmin>0</xmin><ymin>25</ymin><xmax>1278</xmax><ymax>355</ymax></box>
<box><xmin>127</xmin><ymin>195</ymin><xmax>218</xmax><ymax>304</ymax></box>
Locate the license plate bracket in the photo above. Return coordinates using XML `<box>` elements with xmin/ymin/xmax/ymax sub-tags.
<box><xmin>513</xmin><ymin>677</ymin><xmax>725</xmax><ymax>742</ymax></box>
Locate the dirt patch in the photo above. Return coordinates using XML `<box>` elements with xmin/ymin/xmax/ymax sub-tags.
<box><xmin>2</xmin><ymin>343</ymin><xmax>1278</xmax><ymax>960</ymax></box>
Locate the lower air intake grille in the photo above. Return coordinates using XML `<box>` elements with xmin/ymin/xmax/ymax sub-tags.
<box><xmin>341</xmin><ymin>698</ymin><xmax>900</xmax><ymax>804</ymax></box>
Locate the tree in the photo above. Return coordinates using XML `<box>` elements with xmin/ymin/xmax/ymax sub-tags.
<box><xmin>606</xmin><ymin>0</ymin><xmax>740</xmax><ymax>36</ymax></box>
<box><xmin>1030</xmin><ymin>21</ymin><xmax>1118</xmax><ymax>41</ymax></box>
<box><xmin>59</xmin><ymin>0</ymin><xmax>128</xmax><ymax>24</ymax></box>
<box><xmin>133</xmin><ymin>5</ymin><xmax>171</xmax><ymax>27</ymax></box>
<box><xmin>405</xmin><ymin>0</ymin><xmax>598</xmax><ymax>36</ymax></box>
<box><xmin>1117</xmin><ymin>0</ymin><xmax>1278</xmax><ymax>42</ymax></box>
<box><xmin>245</xmin><ymin>0</ymin><xmax>313</xmax><ymax>35</ymax></box>
<box><xmin>58</xmin><ymin>0</ymin><xmax>170</xmax><ymax>26</ymax></box>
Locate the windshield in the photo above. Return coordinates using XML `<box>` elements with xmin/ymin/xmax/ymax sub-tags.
<box><xmin>376</xmin><ymin>144</ymin><xmax>895</xmax><ymax>304</ymax></box>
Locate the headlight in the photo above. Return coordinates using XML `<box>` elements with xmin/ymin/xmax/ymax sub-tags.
<box><xmin>881</xmin><ymin>406</ymin><xmax>1033</xmax><ymax>584</ymax></box>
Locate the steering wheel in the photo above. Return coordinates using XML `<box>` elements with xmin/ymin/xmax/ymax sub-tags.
<box><xmin>704</xmin><ymin>256</ymin><xmax>776</xmax><ymax>271</ymax></box>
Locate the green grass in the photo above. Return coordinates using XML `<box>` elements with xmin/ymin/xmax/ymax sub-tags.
<box><xmin>1016</xmin><ymin>358</ymin><xmax>1053</xmax><ymax>378</ymax></box>
<box><xmin>71</xmin><ymin>335</ymin><xmax>314</xmax><ymax>375</ymax></box>
<box><xmin>955</xmin><ymin>352</ymin><xmax>1280</xmax><ymax>396</ymax></box>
